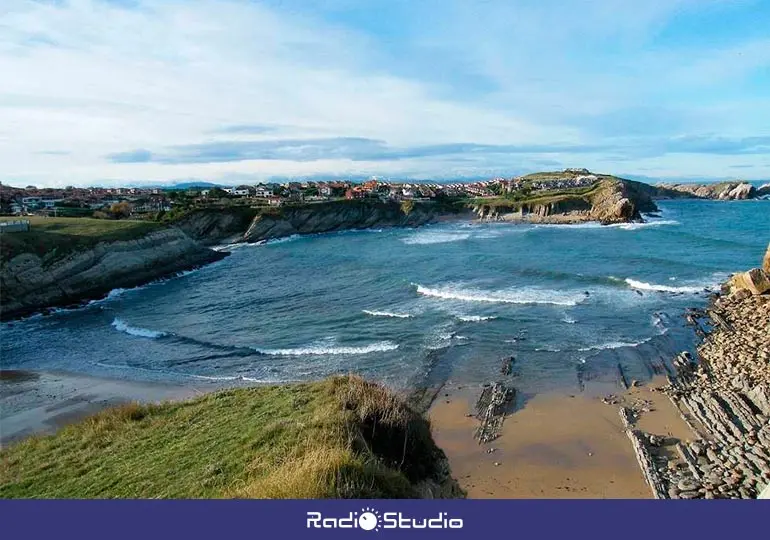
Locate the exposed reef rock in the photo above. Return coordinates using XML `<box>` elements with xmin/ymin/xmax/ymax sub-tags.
<box><xmin>0</xmin><ymin>228</ymin><xmax>226</xmax><ymax>320</ymax></box>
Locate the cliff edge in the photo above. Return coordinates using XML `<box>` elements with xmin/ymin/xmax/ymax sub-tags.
<box><xmin>176</xmin><ymin>199</ymin><xmax>470</xmax><ymax>245</ymax></box>
<box><xmin>1</xmin><ymin>226</ymin><xmax>225</xmax><ymax>320</ymax></box>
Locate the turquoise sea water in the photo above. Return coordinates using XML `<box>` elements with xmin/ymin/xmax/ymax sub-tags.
<box><xmin>2</xmin><ymin>199</ymin><xmax>768</xmax><ymax>395</ymax></box>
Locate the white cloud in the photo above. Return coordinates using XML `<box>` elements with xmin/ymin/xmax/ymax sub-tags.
<box><xmin>0</xmin><ymin>0</ymin><xmax>768</xmax><ymax>186</ymax></box>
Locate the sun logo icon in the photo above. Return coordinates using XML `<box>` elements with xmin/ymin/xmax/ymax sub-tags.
<box><xmin>358</xmin><ymin>507</ymin><xmax>381</xmax><ymax>532</ymax></box>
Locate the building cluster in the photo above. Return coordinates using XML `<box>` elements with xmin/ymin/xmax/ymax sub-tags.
<box><xmin>0</xmin><ymin>185</ymin><xmax>170</xmax><ymax>216</ymax></box>
<box><xmin>501</xmin><ymin>174</ymin><xmax>598</xmax><ymax>194</ymax></box>
<box><xmin>0</xmin><ymin>170</ymin><xmax>601</xmax><ymax>216</ymax></box>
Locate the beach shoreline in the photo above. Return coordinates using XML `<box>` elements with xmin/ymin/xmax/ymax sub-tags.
<box><xmin>0</xmin><ymin>369</ymin><xmax>200</xmax><ymax>446</ymax></box>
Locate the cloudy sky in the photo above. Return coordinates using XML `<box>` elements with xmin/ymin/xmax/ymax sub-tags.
<box><xmin>2</xmin><ymin>0</ymin><xmax>769</xmax><ymax>187</ymax></box>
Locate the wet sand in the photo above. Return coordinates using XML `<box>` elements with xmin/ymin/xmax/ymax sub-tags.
<box><xmin>0</xmin><ymin>370</ymin><xmax>199</xmax><ymax>446</ymax></box>
<box><xmin>430</xmin><ymin>377</ymin><xmax>694</xmax><ymax>498</ymax></box>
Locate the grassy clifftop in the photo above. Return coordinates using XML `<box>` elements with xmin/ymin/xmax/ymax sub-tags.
<box><xmin>0</xmin><ymin>217</ymin><xmax>163</xmax><ymax>265</ymax></box>
<box><xmin>0</xmin><ymin>375</ymin><xmax>459</xmax><ymax>499</ymax></box>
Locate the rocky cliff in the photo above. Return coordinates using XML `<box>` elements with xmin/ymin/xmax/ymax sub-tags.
<box><xmin>0</xmin><ymin>228</ymin><xmax>226</xmax><ymax>320</ymax></box>
<box><xmin>654</xmin><ymin>181</ymin><xmax>758</xmax><ymax>200</ymax></box>
<box><xmin>473</xmin><ymin>177</ymin><xmax>658</xmax><ymax>224</ymax></box>
<box><xmin>177</xmin><ymin>200</ymin><xmax>470</xmax><ymax>244</ymax></box>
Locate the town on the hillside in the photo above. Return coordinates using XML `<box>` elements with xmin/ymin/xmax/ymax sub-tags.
<box><xmin>0</xmin><ymin>169</ymin><xmax>599</xmax><ymax>218</ymax></box>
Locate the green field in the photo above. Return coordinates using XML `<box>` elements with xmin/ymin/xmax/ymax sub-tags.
<box><xmin>0</xmin><ymin>376</ymin><xmax>455</xmax><ymax>499</ymax></box>
<box><xmin>0</xmin><ymin>216</ymin><xmax>163</xmax><ymax>265</ymax></box>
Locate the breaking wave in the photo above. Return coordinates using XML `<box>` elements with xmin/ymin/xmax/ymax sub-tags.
<box><xmin>111</xmin><ymin>318</ymin><xmax>167</xmax><ymax>339</ymax></box>
<box><xmin>578</xmin><ymin>339</ymin><xmax>647</xmax><ymax>351</ymax></box>
<box><xmin>254</xmin><ymin>341</ymin><xmax>398</xmax><ymax>356</ymax></box>
<box><xmin>609</xmin><ymin>219</ymin><xmax>680</xmax><ymax>231</ymax></box>
<box><xmin>457</xmin><ymin>315</ymin><xmax>497</xmax><ymax>322</ymax></box>
<box><xmin>624</xmin><ymin>278</ymin><xmax>707</xmax><ymax>294</ymax></box>
<box><xmin>414</xmin><ymin>283</ymin><xmax>585</xmax><ymax>306</ymax></box>
<box><xmin>363</xmin><ymin>309</ymin><xmax>413</xmax><ymax>319</ymax></box>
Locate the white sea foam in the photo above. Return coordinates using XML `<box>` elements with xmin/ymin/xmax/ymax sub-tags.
<box><xmin>255</xmin><ymin>341</ymin><xmax>398</xmax><ymax>356</ymax></box>
<box><xmin>415</xmin><ymin>283</ymin><xmax>584</xmax><ymax>306</ymax></box>
<box><xmin>561</xmin><ymin>315</ymin><xmax>578</xmax><ymax>324</ymax></box>
<box><xmin>625</xmin><ymin>278</ymin><xmax>705</xmax><ymax>293</ymax></box>
<box><xmin>457</xmin><ymin>315</ymin><xmax>497</xmax><ymax>322</ymax></box>
<box><xmin>111</xmin><ymin>318</ymin><xmax>167</xmax><ymax>338</ymax></box>
<box><xmin>609</xmin><ymin>219</ymin><xmax>680</xmax><ymax>231</ymax></box>
<box><xmin>534</xmin><ymin>222</ymin><xmax>604</xmax><ymax>230</ymax></box>
<box><xmin>191</xmin><ymin>374</ymin><xmax>276</xmax><ymax>383</ymax></box>
<box><xmin>264</xmin><ymin>234</ymin><xmax>300</xmax><ymax>246</ymax></box>
<box><xmin>578</xmin><ymin>340</ymin><xmax>646</xmax><ymax>351</ymax></box>
<box><xmin>363</xmin><ymin>309</ymin><xmax>413</xmax><ymax>319</ymax></box>
<box><xmin>402</xmin><ymin>231</ymin><xmax>471</xmax><ymax>245</ymax></box>
<box><xmin>535</xmin><ymin>346</ymin><xmax>562</xmax><ymax>352</ymax></box>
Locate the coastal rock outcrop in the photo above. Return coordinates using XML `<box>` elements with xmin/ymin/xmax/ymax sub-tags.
<box><xmin>0</xmin><ymin>228</ymin><xmax>225</xmax><ymax>319</ymax></box>
<box><xmin>730</xmin><ymin>267</ymin><xmax>770</xmax><ymax>296</ymax></box>
<box><xmin>175</xmin><ymin>200</ymin><xmax>468</xmax><ymax>245</ymax></box>
<box><xmin>473</xmin><ymin>177</ymin><xmax>657</xmax><ymax>225</ymax></box>
<box><xmin>654</xmin><ymin>181</ymin><xmax>757</xmax><ymax>200</ymax></box>
<box><xmin>241</xmin><ymin>200</ymin><xmax>467</xmax><ymax>243</ymax></box>
<box><xmin>624</xmin><ymin>246</ymin><xmax>770</xmax><ymax>499</ymax></box>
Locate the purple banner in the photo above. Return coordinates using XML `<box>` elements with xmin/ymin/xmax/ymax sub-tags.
<box><xmin>0</xmin><ymin>500</ymin><xmax>765</xmax><ymax>539</ymax></box>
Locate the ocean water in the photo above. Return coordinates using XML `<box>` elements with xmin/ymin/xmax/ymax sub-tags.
<box><xmin>2</xmin><ymin>199</ymin><xmax>768</xmax><ymax>395</ymax></box>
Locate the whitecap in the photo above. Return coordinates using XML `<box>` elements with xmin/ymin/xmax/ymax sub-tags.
<box><xmin>414</xmin><ymin>283</ymin><xmax>585</xmax><ymax>306</ymax></box>
<box><xmin>561</xmin><ymin>315</ymin><xmax>578</xmax><ymax>324</ymax></box>
<box><xmin>457</xmin><ymin>314</ymin><xmax>497</xmax><ymax>322</ymax></box>
<box><xmin>535</xmin><ymin>346</ymin><xmax>562</xmax><ymax>352</ymax></box>
<box><xmin>111</xmin><ymin>317</ymin><xmax>167</xmax><ymax>339</ymax></box>
<box><xmin>363</xmin><ymin>309</ymin><xmax>413</xmax><ymax>319</ymax></box>
<box><xmin>254</xmin><ymin>341</ymin><xmax>398</xmax><ymax>356</ymax></box>
<box><xmin>578</xmin><ymin>340</ymin><xmax>647</xmax><ymax>351</ymax></box>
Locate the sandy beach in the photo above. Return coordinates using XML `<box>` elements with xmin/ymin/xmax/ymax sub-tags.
<box><xmin>430</xmin><ymin>377</ymin><xmax>692</xmax><ymax>498</ymax></box>
<box><xmin>0</xmin><ymin>370</ymin><xmax>199</xmax><ymax>446</ymax></box>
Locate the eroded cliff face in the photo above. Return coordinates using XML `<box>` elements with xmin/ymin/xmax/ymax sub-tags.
<box><xmin>176</xmin><ymin>200</ymin><xmax>469</xmax><ymax>244</ymax></box>
<box><xmin>174</xmin><ymin>207</ymin><xmax>259</xmax><ymax>245</ymax></box>
<box><xmin>243</xmin><ymin>201</ymin><xmax>462</xmax><ymax>242</ymax></box>
<box><xmin>0</xmin><ymin>228</ymin><xmax>226</xmax><ymax>320</ymax></box>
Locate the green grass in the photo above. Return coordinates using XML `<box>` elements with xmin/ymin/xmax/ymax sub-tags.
<box><xmin>470</xmin><ymin>183</ymin><xmax>601</xmax><ymax>209</ymax></box>
<box><xmin>0</xmin><ymin>217</ymin><xmax>163</xmax><ymax>265</ymax></box>
<box><xmin>0</xmin><ymin>376</ymin><xmax>455</xmax><ymax>499</ymax></box>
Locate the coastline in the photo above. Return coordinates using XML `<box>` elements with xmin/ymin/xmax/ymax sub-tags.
<box><xmin>0</xmin><ymin>370</ymin><xmax>199</xmax><ymax>446</ymax></box>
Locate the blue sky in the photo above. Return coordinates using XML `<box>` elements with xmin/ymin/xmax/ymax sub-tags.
<box><xmin>2</xmin><ymin>0</ymin><xmax>769</xmax><ymax>187</ymax></box>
